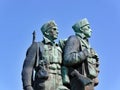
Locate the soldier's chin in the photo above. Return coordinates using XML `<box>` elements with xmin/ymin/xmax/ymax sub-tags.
<box><xmin>54</xmin><ymin>35</ymin><xmax>58</xmax><ymax>39</ymax></box>
<box><xmin>87</xmin><ymin>35</ymin><xmax>91</xmax><ymax>38</ymax></box>
<box><xmin>86</xmin><ymin>34</ymin><xmax>91</xmax><ymax>38</ymax></box>
<box><xmin>53</xmin><ymin>36</ymin><xmax>58</xmax><ymax>40</ymax></box>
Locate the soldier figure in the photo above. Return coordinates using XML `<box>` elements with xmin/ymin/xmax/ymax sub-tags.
<box><xmin>63</xmin><ymin>18</ymin><xmax>99</xmax><ymax>90</ymax></box>
<box><xmin>21</xmin><ymin>20</ymin><xmax>69</xmax><ymax>90</ymax></box>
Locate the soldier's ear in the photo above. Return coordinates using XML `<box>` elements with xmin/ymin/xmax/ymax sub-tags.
<box><xmin>44</xmin><ymin>31</ymin><xmax>49</xmax><ymax>36</ymax></box>
<box><xmin>80</xmin><ymin>28</ymin><xmax>84</xmax><ymax>33</ymax></box>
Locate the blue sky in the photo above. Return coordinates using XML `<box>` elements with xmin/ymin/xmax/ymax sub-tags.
<box><xmin>0</xmin><ymin>0</ymin><xmax>120</xmax><ymax>90</ymax></box>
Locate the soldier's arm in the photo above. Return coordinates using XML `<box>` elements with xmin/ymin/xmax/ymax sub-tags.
<box><xmin>21</xmin><ymin>42</ymin><xmax>37</xmax><ymax>90</ymax></box>
<box><xmin>63</xmin><ymin>35</ymin><xmax>88</xmax><ymax>66</ymax></box>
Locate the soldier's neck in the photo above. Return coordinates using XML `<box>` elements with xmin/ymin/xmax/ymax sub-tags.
<box><xmin>44</xmin><ymin>36</ymin><xmax>55</xmax><ymax>44</ymax></box>
<box><xmin>75</xmin><ymin>32</ymin><xmax>86</xmax><ymax>39</ymax></box>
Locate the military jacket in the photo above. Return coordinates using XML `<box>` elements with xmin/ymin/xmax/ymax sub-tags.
<box><xmin>63</xmin><ymin>35</ymin><xmax>99</xmax><ymax>78</ymax></box>
<box><xmin>21</xmin><ymin>37</ymin><xmax>62</xmax><ymax>88</ymax></box>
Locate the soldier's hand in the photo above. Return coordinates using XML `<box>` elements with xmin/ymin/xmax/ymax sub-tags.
<box><xmin>71</xmin><ymin>69</ymin><xmax>79</xmax><ymax>77</ymax></box>
<box><xmin>24</xmin><ymin>86</ymin><xmax>33</xmax><ymax>90</ymax></box>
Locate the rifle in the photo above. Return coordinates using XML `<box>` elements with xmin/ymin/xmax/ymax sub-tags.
<box><xmin>32</xmin><ymin>30</ymin><xmax>36</xmax><ymax>43</ymax></box>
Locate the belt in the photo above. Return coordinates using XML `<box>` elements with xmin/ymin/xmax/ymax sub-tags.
<box><xmin>48</xmin><ymin>69</ymin><xmax>61</xmax><ymax>75</ymax></box>
<box><xmin>49</xmin><ymin>63</ymin><xmax>61</xmax><ymax>69</ymax></box>
<box><xmin>49</xmin><ymin>62</ymin><xmax>61</xmax><ymax>64</ymax></box>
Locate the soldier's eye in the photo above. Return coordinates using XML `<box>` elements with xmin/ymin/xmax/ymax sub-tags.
<box><xmin>88</xmin><ymin>26</ymin><xmax>90</xmax><ymax>29</ymax></box>
<box><xmin>53</xmin><ymin>28</ymin><xmax>56</xmax><ymax>30</ymax></box>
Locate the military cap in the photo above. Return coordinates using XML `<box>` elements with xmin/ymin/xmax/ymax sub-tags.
<box><xmin>41</xmin><ymin>20</ymin><xmax>57</xmax><ymax>33</ymax></box>
<box><xmin>72</xmin><ymin>18</ymin><xmax>89</xmax><ymax>32</ymax></box>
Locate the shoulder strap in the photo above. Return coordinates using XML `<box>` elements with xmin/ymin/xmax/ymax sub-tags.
<box><xmin>76</xmin><ymin>36</ymin><xmax>87</xmax><ymax>76</ymax></box>
<box><xmin>36</xmin><ymin>41</ymin><xmax>44</xmax><ymax>67</ymax></box>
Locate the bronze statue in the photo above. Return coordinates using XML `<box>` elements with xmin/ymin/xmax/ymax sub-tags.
<box><xmin>63</xmin><ymin>18</ymin><xmax>100</xmax><ymax>90</ymax></box>
<box><xmin>21</xmin><ymin>20</ymin><xmax>69</xmax><ymax>90</ymax></box>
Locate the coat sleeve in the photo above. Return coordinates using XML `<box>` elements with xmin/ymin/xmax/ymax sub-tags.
<box><xmin>21</xmin><ymin>42</ymin><xmax>37</xmax><ymax>88</ymax></box>
<box><xmin>63</xmin><ymin>35</ymin><xmax>86</xmax><ymax>66</ymax></box>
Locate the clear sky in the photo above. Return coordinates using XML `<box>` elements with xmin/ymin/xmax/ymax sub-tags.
<box><xmin>0</xmin><ymin>0</ymin><xmax>120</xmax><ymax>90</ymax></box>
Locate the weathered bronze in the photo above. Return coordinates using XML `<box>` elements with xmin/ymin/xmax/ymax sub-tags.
<box><xmin>21</xmin><ymin>20</ymin><xmax>69</xmax><ymax>90</ymax></box>
<box><xmin>63</xmin><ymin>18</ymin><xmax>100</xmax><ymax>90</ymax></box>
<box><xmin>21</xmin><ymin>19</ymin><xmax>99</xmax><ymax>90</ymax></box>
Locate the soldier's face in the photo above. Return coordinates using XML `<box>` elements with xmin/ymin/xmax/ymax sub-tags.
<box><xmin>48</xmin><ymin>27</ymin><xmax>59</xmax><ymax>40</ymax></box>
<box><xmin>81</xmin><ymin>25</ymin><xmax>92</xmax><ymax>38</ymax></box>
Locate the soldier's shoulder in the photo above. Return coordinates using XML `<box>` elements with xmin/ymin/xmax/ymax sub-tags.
<box><xmin>25</xmin><ymin>42</ymin><xmax>38</xmax><ymax>55</ymax></box>
<box><xmin>30</xmin><ymin>42</ymin><xmax>38</xmax><ymax>47</ymax></box>
<box><xmin>27</xmin><ymin>42</ymin><xmax>38</xmax><ymax>51</ymax></box>
<box><xmin>67</xmin><ymin>35</ymin><xmax>78</xmax><ymax>41</ymax></box>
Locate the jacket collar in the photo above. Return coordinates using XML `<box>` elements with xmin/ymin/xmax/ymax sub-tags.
<box><xmin>75</xmin><ymin>32</ymin><xmax>87</xmax><ymax>40</ymax></box>
<box><xmin>43</xmin><ymin>37</ymin><xmax>58</xmax><ymax>46</ymax></box>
